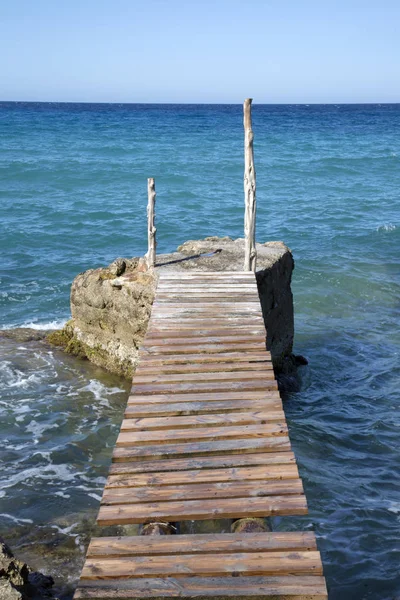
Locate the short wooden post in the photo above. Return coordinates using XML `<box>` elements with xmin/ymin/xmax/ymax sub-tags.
<box><xmin>243</xmin><ymin>98</ymin><xmax>257</xmax><ymax>272</ymax></box>
<box><xmin>146</xmin><ymin>177</ymin><xmax>156</xmax><ymax>267</ymax></box>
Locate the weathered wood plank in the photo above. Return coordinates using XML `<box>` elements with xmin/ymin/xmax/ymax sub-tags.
<box><xmin>136</xmin><ymin>362</ymin><xmax>273</xmax><ymax>375</ymax></box>
<box><xmin>146</xmin><ymin>328</ymin><xmax>266</xmax><ymax>339</ymax></box>
<box><xmin>130</xmin><ymin>380</ymin><xmax>278</xmax><ymax>395</ymax></box>
<box><xmin>124</xmin><ymin>399</ymin><xmax>282</xmax><ymax>418</ymax></box>
<box><xmin>142</xmin><ymin>336</ymin><xmax>266</xmax><ymax>347</ymax></box>
<box><xmin>87</xmin><ymin>532</ymin><xmax>317</xmax><ymax>558</ymax></box>
<box><xmin>148</xmin><ymin>318</ymin><xmax>264</xmax><ymax>327</ymax></box>
<box><xmin>112</xmin><ymin>437</ymin><xmax>291</xmax><ymax>463</ymax></box>
<box><xmin>133</xmin><ymin>371</ymin><xmax>275</xmax><ymax>384</ymax></box>
<box><xmin>154</xmin><ymin>296</ymin><xmax>261</xmax><ymax>301</ymax></box>
<box><xmin>97</xmin><ymin>495</ymin><xmax>308</xmax><ymax>525</ymax></box>
<box><xmin>108</xmin><ymin>452</ymin><xmax>297</xmax><ymax>476</ymax></box>
<box><xmin>140</xmin><ymin>345</ymin><xmax>267</xmax><ymax>357</ymax></box>
<box><xmin>106</xmin><ymin>463</ymin><xmax>299</xmax><ymax>489</ymax></box>
<box><xmin>157</xmin><ymin>275</ymin><xmax>256</xmax><ymax>279</ymax></box>
<box><xmin>152</xmin><ymin>308</ymin><xmax>263</xmax><ymax>315</ymax></box>
<box><xmin>101</xmin><ymin>479</ymin><xmax>303</xmax><ymax>505</ymax></box>
<box><xmin>120</xmin><ymin>411</ymin><xmax>285</xmax><ymax>431</ymax></box>
<box><xmin>138</xmin><ymin>352</ymin><xmax>271</xmax><ymax>365</ymax></box>
<box><xmin>156</xmin><ymin>284</ymin><xmax>258</xmax><ymax>289</ymax></box>
<box><xmin>127</xmin><ymin>390</ymin><xmax>280</xmax><ymax>405</ymax></box>
<box><xmin>74</xmin><ymin>575</ymin><xmax>328</xmax><ymax>598</ymax></box>
<box><xmin>116</xmin><ymin>424</ymin><xmax>288</xmax><ymax>447</ymax></box>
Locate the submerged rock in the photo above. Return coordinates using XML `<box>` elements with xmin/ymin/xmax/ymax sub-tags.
<box><xmin>0</xmin><ymin>539</ymin><xmax>58</xmax><ymax>599</ymax></box>
<box><xmin>47</xmin><ymin>237</ymin><xmax>298</xmax><ymax>379</ymax></box>
<box><xmin>0</xmin><ymin>329</ymin><xmax>50</xmax><ymax>343</ymax></box>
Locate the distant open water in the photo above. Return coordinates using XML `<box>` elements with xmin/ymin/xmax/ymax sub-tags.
<box><xmin>0</xmin><ymin>103</ymin><xmax>399</xmax><ymax>599</ymax></box>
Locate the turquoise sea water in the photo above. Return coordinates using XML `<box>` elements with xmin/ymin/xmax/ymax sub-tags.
<box><xmin>0</xmin><ymin>103</ymin><xmax>399</xmax><ymax>598</ymax></box>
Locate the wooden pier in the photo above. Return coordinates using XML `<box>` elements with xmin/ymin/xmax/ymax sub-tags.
<box><xmin>74</xmin><ymin>271</ymin><xmax>327</xmax><ymax>599</ymax></box>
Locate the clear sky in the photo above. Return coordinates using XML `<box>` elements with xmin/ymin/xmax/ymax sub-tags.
<box><xmin>1</xmin><ymin>0</ymin><xmax>399</xmax><ymax>103</ymax></box>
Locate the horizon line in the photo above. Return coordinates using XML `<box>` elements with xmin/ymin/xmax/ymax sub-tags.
<box><xmin>1</xmin><ymin>100</ymin><xmax>399</xmax><ymax>106</ymax></box>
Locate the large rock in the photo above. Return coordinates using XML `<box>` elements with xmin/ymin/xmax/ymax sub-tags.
<box><xmin>0</xmin><ymin>539</ymin><xmax>57</xmax><ymax>600</ymax></box>
<box><xmin>48</xmin><ymin>237</ymin><xmax>296</xmax><ymax>378</ymax></box>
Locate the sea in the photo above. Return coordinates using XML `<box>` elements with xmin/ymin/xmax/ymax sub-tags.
<box><xmin>0</xmin><ymin>102</ymin><xmax>399</xmax><ymax>599</ymax></box>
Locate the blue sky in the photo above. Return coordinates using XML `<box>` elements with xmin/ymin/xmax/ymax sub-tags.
<box><xmin>1</xmin><ymin>0</ymin><xmax>399</xmax><ymax>103</ymax></box>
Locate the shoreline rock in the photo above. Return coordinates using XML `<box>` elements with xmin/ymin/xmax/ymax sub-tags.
<box><xmin>46</xmin><ymin>237</ymin><xmax>299</xmax><ymax>381</ymax></box>
<box><xmin>0</xmin><ymin>539</ymin><xmax>58</xmax><ymax>600</ymax></box>
<box><xmin>0</xmin><ymin>329</ymin><xmax>52</xmax><ymax>343</ymax></box>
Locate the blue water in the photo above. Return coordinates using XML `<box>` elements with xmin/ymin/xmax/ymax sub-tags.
<box><xmin>0</xmin><ymin>103</ymin><xmax>399</xmax><ymax>599</ymax></box>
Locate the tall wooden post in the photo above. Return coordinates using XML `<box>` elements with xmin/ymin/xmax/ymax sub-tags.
<box><xmin>146</xmin><ymin>178</ymin><xmax>156</xmax><ymax>268</ymax></box>
<box><xmin>243</xmin><ymin>98</ymin><xmax>257</xmax><ymax>272</ymax></box>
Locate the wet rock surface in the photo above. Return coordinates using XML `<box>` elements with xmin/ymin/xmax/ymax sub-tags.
<box><xmin>0</xmin><ymin>539</ymin><xmax>58</xmax><ymax>600</ymax></box>
<box><xmin>0</xmin><ymin>329</ymin><xmax>50</xmax><ymax>343</ymax></box>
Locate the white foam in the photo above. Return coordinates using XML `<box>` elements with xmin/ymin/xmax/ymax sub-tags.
<box><xmin>388</xmin><ymin>502</ymin><xmax>400</xmax><ymax>514</ymax></box>
<box><xmin>88</xmin><ymin>492</ymin><xmax>102</xmax><ymax>502</ymax></box>
<box><xmin>25</xmin><ymin>420</ymin><xmax>59</xmax><ymax>442</ymax></box>
<box><xmin>54</xmin><ymin>491</ymin><xmax>71</xmax><ymax>499</ymax></box>
<box><xmin>79</xmin><ymin>379</ymin><xmax>124</xmax><ymax>402</ymax></box>
<box><xmin>0</xmin><ymin>513</ymin><xmax>33</xmax><ymax>525</ymax></box>
<box><xmin>50</xmin><ymin>522</ymin><xmax>80</xmax><ymax>536</ymax></box>
<box><xmin>377</xmin><ymin>224</ymin><xmax>397</xmax><ymax>232</ymax></box>
<box><xmin>0</xmin><ymin>319</ymin><xmax>68</xmax><ymax>331</ymax></box>
<box><xmin>0</xmin><ymin>463</ymin><xmax>77</xmax><ymax>492</ymax></box>
<box><xmin>0</xmin><ymin>362</ymin><xmax>42</xmax><ymax>389</ymax></box>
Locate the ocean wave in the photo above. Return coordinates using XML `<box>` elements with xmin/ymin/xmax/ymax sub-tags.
<box><xmin>0</xmin><ymin>319</ymin><xmax>67</xmax><ymax>331</ymax></box>
<box><xmin>78</xmin><ymin>379</ymin><xmax>125</xmax><ymax>403</ymax></box>
<box><xmin>376</xmin><ymin>224</ymin><xmax>397</xmax><ymax>232</ymax></box>
<box><xmin>25</xmin><ymin>420</ymin><xmax>60</xmax><ymax>443</ymax></box>
<box><xmin>0</xmin><ymin>463</ymin><xmax>78</xmax><ymax>493</ymax></box>
<box><xmin>0</xmin><ymin>513</ymin><xmax>33</xmax><ymax>525</ymax></box>
<box><xmin>0</xmin><ymin>361</ymin><xmax>42</xmax><ymax>389</ymax></box>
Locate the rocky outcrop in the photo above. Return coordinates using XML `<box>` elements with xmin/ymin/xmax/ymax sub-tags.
<box><xmin>0</xmin><ymin>539</ymin><xmax>57</xmax><ymax>600</ymax></box>
<box><xmin>48</xmin><ymin>237</ymin><xmax>296</xmax><ymax>379</ymax></box>
<box><xmin>47</xmin><ymin>257</ymin><xmax>157</xmax><ymax>378</ymax></box>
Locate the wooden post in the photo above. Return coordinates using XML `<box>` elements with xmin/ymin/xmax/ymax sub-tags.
<box><xmin>146</xmin><ymin>177</ymin><xmax>156</xmax><ymax>268</ymax></box>
<box><xmin>243</xmin><ymin>98</ymin><xmax>257</xmax><ymax>272</ymax></box>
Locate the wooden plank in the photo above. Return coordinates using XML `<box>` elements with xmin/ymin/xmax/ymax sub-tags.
<box><xmin>112</xmin><ymin>437</ymin><xmax>291</xmax><ymax>463</ymax></box>
<box><xmin>116</xmin><ymin>424</ymin><xmax>288</xmax><ymax>447</ymax></box>
<box><xmin>106</xmin><ymin>462</ymin><xmax>299</xmax><ymax>488</ymax></box>
<box><xmin>74</xmin><ymin>575</ymin><xmax>328</xmax><ymax>599</ymax></box>
<box><xmin>157</xmin><ymin>274</ymin><xmax>257</xmax><ymax>278</ymax></box>
<box><xmin>120</xmin><ymin>411</ymin><xmax>285</xmax><ymax>431</ymax></box>
<box><xmin>142</xmin><ymin>335</ymin><xmax>266</xmax><ymax>346</ymax></box>
<box><xmin>155</xmin><ymin>294</ymin><xmax>259</xmax><ymax>300</ymax></box>
<box><xmin>138</xmin><ymin>352</ymin><xmax>271</xmax><ymax>365</ymax></box>
<box><xmin>156</xmin><ymin>284</ymin><xmax>257</xmax><ymax>289</ymax></box>
<box><xmin>136</xmin><ymin>363</ymin><xmax>272</xmax><ymax>376</ymax></box>
<box><xmin>87</xmin><ymin>532</ymin><xmax>317</xmax><ymax>557</ymax></box>
<box><xmin>152</xmin><ymin>308</ymin><xmax>262</xmax><ymax>315</ymax></box>
<box><xmin>130</xmin><ymin>380</ymin><xmax>278</xmax><ymax>395</ymax></box>
<box><xmin>158</xmin><ymin>273</ymin><xmax>256</xmax><ymax>278</ymax></box>
<box><xmin>133</xmin><ymin>371</ymin><xmax>275</xmax><ymax>384</ymax></box>
<box><xmin>156</xmin><ymin>280</ymin><xmax>257</xmax><ymax>284</ymax></box>
<box><xmin>153</xmin><ymin>301</ymin><xmax>261</xmax><ymax>307</ymax></box>
<box><xmin>136</xmin><ymin>362</ymin><xmax>272</xmax><ymax>375</ymax></box>
<box><xmin>101</xmin><ymin>479</ymin><xmax>304</xmax><ymax>505</ymax></box>
<box><xmin>153</xmin><ymin>302</ymin><xmax>261</xmax><ymax>309</ymax></box>
<box><xmin>146</xmin><ymin>327</ymin><xmax>266</xmax><ymax>338</ymax></box>
<box><xmin>124</xmin><ymin>399</ymin><xmax>282</xmax><ymax>418</ymax></box>
<box><xmin>140</xmin><ymin>345</ymin><xmax>267</xmax><ymax>357</ymax></box>
<box><xmin>108</xmin><ymin>451</ymin><xmax>296</xmax><ymax>475</ymax></box>
<box><xmin>148</xmin><ymin>318</ymin><xmax>264</xmax><ymax>327</ymax></box>
<box><xmin>127</xmin><ymin>390</ymin><xmax>280</xmax><ymax>405</ymax></box>
<box><xmin>97</xmin><ymin>494</ymin><xmax>308</xmax><ymax>524</ymax></box>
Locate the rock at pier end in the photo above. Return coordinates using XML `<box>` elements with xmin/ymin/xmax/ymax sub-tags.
<box><xmin>47</xmin><ymin>237</ymin><xmax>296</xmax><ymax>380</ymax></box>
